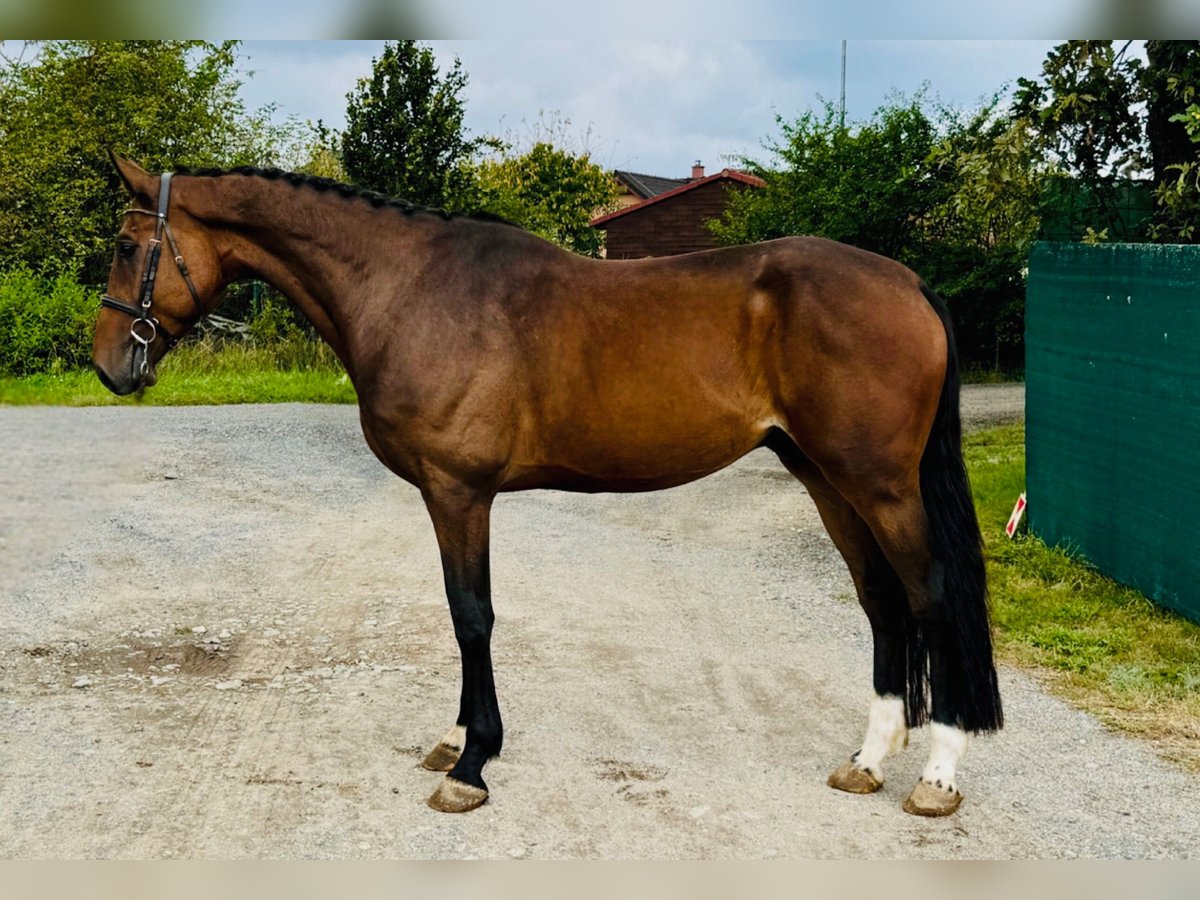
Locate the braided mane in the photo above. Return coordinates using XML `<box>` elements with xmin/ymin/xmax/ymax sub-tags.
<box><xmin>174</xmin><ymin>165</ymin><xmax>517</xmax><ymax>227</ymax></box>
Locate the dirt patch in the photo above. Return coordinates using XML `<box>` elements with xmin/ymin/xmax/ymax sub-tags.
<box><xmin>596</xmin><ymin>759</ymin><xmax>668</xmax><ymax>783</ymax></box>
<box><xmin>20</xmin><ymin>636</ymin><xmax>237</xmax><ymax>679</ymax></box>
<box><xmin>126</xmin><ymin>640</ymin><xmax>237</xmax><ymax>676</ymax></box>
<box><xmin>245</xmin><ymin>772</ymin><xmax>365</xmax><ymax>800</ymax></box>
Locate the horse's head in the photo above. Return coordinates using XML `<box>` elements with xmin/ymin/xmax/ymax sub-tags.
<box><xmin>94</xmin><ymin>154</ymin><xmax>224</xmax><ymax>395</ymax></box>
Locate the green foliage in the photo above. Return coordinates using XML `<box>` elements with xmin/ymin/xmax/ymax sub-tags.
<box><xmin>1013</xmin><ymin>41</ymin><xmax>1148</xmax><ymax>183</ymax></box>
<box><xmin>174</xmin><ymin>333</ymin><xmax>343</xmax><ymax>378</ymax></box>
<box><xmin>1013</xmin><ymin>41</ymin><xmax>1200</xmax><ymax>244</ymax></box>
<box><xmin>247</xmin><ymin>294</ymin><xmax>307</xmax><ymax>345</ymax></box>
<box><xmin>240</xmin><ymin>292</ymin><xmax>330</xmax><ymax>370</ymax></box>
<box><xmin>710</xmin><ymin>98</ymin><xmax>941</xmax><ymax>263</ymax></box>
<box><xmin>920</xmin><ymin>243</ymin><xmax>1028</xmax><ymax>372</ymax></box>
<box><xmin>0</xmin><ymin>324</ymin><xmax>350</xmax><ymax>406</ymax></box>
<box><xmin>473</xmin><ymin>137</ymin><xmax>618</xmax><ymax>257</ymax></box>
<box><xmin>0</xmin><ymin>265</ymin><xmax>335</xmax><ymax>382</ymax></box>
<box><xmin>340</xmin><ymin>41</ymin><xmax>487</xmax><ymax>209</ymax></box>
<box><xmin>926</xmin><ymin>106</ymin><xmax>1044</xmax><ymax>253</ymax></box>
<box><xmin>1146</xmin><ymin>44</ymin><xmax>1200</xmax><ymax>242</ymax></box>
<box><xmin>0</xmin><ymin>267</ymin><xmax>97</xmax><ymax>375</ymax></box>
<box><xmin>294</xmin><ymin>124</ymin><xmax>347</xmax><ymax>181</ymax></box>
<box><xmin>0</xmin><ymin>40</ymin><xmax>296</xmax><ymax>282</ymax></box>
<box><xmin>922</xmin><ymin>105</ymin><xmax>1044</xmax><ymax>370</ymax></box>
<box><xmin>1152</xmin><ymin>162</ymin><xmax>1200</xmax><ymax>243</ymax></box>
<box><xmin>1143</xmin><ymin>41</ymin><xmax>1200</xmax><ymax>185</ymax></box>
<box><xmin>1013</xmin><ymin>41</ymin><xmax>1152</xmax><ymax>242</ymax></box>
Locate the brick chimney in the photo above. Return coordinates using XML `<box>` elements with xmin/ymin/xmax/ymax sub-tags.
<box><xmin>691</xmin><ymin>160</ymin><xmax>705</xmax><ymax>180</ymax></box>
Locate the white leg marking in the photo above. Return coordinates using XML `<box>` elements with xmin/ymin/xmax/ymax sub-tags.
<box><xmin>441</xmin><ymin>724</ymin><xmax>466</xmax><ymax>750</ymax></box>
<box><xmin>920</xmin><ymin>722</ymin><xmax>968</xmax><ymax>794</ymax></box>
<box><xmin>852</xmin><ymin>694</ymin><xmax>907</xmax><ymax>778</ymax></box>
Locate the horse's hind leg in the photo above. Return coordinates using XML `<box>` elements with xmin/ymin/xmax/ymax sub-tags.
<box><xmin>814</xmin><ymin>492</ymin><xmax>915</xmax><ymax>793</ymax></box>
<box><xmin>851</xmin><ymin>488</ymin><xmax>971</xmax><ymax>817</ymax></box>
<box><xmin>419</xmin><ymin>480</ymin><xmax>502</xmax><ymax>813</ymax></box>
<box><xmin>770</xmin><ymin>439</ymin><xmax>912</xmax><ymax>793</ymax></box>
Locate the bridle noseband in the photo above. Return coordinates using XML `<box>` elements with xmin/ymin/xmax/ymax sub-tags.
<box><xmin>101</xmin><ymin>172</ymin><xmax>205</xmax><ymax>375</ymax></box>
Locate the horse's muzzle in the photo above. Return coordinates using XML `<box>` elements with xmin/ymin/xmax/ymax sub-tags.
<box><xmin>93</xmin><ymin>348</ymin><xmax>156</xmax><ymax>396</ymax></box>
<box><xmin>94</xmin><ymin>360</ymin><xmax>137</xmax><ymax>396</ymax></box>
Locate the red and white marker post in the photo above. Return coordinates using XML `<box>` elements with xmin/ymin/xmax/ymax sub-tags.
<box><xmin>1005</xmin><ymin>492</ymin><xmax>1027</xmax><ymax>539</ymax></box>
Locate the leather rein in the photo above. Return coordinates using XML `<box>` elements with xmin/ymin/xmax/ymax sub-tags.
<box><xmin>101</xmin><ymin>172</ymin><xmax>205</xmax><ymax>375</ymax></box>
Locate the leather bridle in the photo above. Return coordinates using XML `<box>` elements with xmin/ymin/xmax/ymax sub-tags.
<box><xmin>101</xmin><ymin>172</ymin><xmax>205</xmax><ymax>375</ymax></box>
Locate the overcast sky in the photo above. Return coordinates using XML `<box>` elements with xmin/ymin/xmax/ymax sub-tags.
<box><xmin>237</xmin><ymin>41</ymin><xmax>1061</xmax><ymax>177</ymax></box>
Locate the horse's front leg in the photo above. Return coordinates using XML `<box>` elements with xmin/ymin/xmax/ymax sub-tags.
<box><xmin>419</xmin><ymin>479</ymin><xmax>501</xmax><ymax>813</ymax></box>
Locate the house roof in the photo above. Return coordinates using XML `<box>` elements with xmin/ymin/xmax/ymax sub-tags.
<box><xmin>613</xmin><ymin>170</ymin><xmax>690</xmax><ymax>199</ymax></box>
<box><xmin>591</xmin><ymin>169</ymin><xmax>767</xmax><ymax>228</ymax></box>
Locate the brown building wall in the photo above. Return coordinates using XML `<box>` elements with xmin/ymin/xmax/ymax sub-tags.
<box><xmin>601</xmin><ymin>179</ymin><xmax>752</xmax><ymax>259</ymax></box>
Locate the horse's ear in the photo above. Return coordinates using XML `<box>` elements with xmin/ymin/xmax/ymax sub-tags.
<box><xmin>109</xmin><ymin>151</ymin><xmax>154</xmax><ymax>207</ymax></box>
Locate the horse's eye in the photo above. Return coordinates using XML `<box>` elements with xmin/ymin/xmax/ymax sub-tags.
<box><xmin>118</xmin><ymin>242</ymin><xmax>137</xmax><ymax>259</ymax></box>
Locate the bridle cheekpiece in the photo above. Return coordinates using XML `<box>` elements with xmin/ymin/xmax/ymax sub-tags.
<box><xmin>101</xmin><ymin>172</ymin><xmax>205</xmax><ymax>375</ymax></box>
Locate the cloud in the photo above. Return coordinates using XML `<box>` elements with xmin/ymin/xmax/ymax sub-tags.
<box><xmin>239</xmin><ymin>41</ymin><xmax>387</xmax><ymax>127</ymax></box>
<box><xmin>237</xmin><ymin>40</ymin><xmax>1061</xmax><ymax>178</ymax></box>
<box><xmin>429</xmin><ymin>42</ymin><xmax>827</xmax><ymax>175</ymax></box>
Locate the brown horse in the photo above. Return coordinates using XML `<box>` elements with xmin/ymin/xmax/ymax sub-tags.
<box><xmin>94</xmin><ymin>156</ymin><xmax>1002</xmax><ymax>817</ymax></box>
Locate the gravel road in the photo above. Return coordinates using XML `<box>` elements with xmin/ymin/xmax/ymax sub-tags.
<box><xmin>2</xmin><ymin>383</ymin><xmax>1198</xmax><ymax>859</ymax></box>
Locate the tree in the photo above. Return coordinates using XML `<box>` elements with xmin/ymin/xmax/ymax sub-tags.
<box><xmin>285</xmin><ymin>121</ymin><xmax>347</xmax><ymax>181</ymax></box>
<box><xmin>0</xmin><ymin>40</ymin><xmax>290</xmax><ymax>281</ymax></box>
<box><xmin>1012</xmin><ymin>41</ymin><xmax>1149</xmax><ymax>241</ymax></box>
<box><xmin>922</xmin><ymin>105</ymin><xmax>1044</xmax><ymax>370</ymax></box>
<box><xmin>1142</xmin><ymin>42</ymin><xmax>1200</xmax><ymax>242</ymax></box>
<box><xmin>473</xmin><ymin>142</ymin><xmax>617</xmax><ymax>256</ymax></box>
<box><xmin>468</xmin><ymin>115</ymin><xmax>617</xmax><ymax>257</ymax></box>
<box><xmin>340</xmin><ymin>41</ymin><xmax>486</xmax><ymax>209</ymax></box>
<box><xmin>1014</xmin><ymin>40</ymin><xmax>1200</xmax><ymax>244</ymax></box>
<box><xmin>709</xmin><ymin>97</ymin><xmax>942</xmax><ymax>266</ymax></box>
<box><xmin>1143</xmin><ymin>41</ymin><xmax>1200</xmax><ymax>184</ymax></box>
<box><xmin>926</xmin><ymin>102</ymin><xmax>1044</xmax><ymax>253</ymax></box>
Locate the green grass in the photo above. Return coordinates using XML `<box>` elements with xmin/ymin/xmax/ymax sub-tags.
<box><xmin>966</xmin><ymin>424</ymin><xmax>1200</xmax><ymax>770</ymax></box>
<box><xmin>0</xmin><ymin>339</ymin><xmax>357</xmax><ymax>406</ymax></box>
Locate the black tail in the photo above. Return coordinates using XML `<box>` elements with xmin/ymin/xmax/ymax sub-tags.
<box><xmin>913</xmin><ymin>284</ymin><xmax>1003</xmax><ymax>733</ymax></box>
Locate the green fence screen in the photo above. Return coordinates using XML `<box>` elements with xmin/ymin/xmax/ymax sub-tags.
<box><xmin>1026</xmin><ymin>241</ymin><xmax>1200</xmax><ymax>624</ymax></box>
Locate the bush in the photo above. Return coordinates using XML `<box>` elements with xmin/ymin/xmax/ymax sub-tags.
<box><xmin>247</xmin><ymin>294</ymin><xmax>305</xmax><ymax>345</ymax></box>
<box><xmin>0</xmin><ymin>267</ymin><xmax>97</xmax><ymax>375</ymax></box>
<box><xmin>0</xmin><ymin>265</ymin><xmax>345</xmax><ymax>381</ymax></box>
<box><xmin>919</xmin><ymin>243</ymin><xmax>1027</xmax><ymax>373</ymax></box>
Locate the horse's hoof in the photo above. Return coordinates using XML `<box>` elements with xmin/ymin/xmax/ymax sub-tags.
<box><xmin>426</xmin><ymin>776</ymin><xmax>488</xmax><ymax>813</ymax></box>
<box><xmin>420</xmin><ymin>742</ymin><xmax>462</xmax><ymax>772</ymax></box>
<box><xmin>827</xmin><ymin>761</ymin><xmax>883</xmax><ymax>794</ymax></box>
<box><xmin>902</xmin><ymin>779</ymin><xmax>962</xmax><ymax>817</ymax></box>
